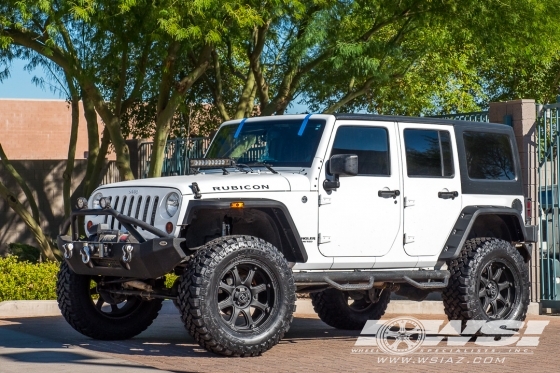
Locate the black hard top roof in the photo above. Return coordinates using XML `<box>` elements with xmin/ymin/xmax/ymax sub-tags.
<box><xmin>332</xmin><ymin>113</ymin><xmax>509</xmax><ymax>131</ymax></box>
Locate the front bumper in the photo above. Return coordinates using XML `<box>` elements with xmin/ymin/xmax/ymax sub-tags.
<box><xmin>58</xmin><ymin>207</ymin><xmax>186</xmax><ymax>278</ymax></box>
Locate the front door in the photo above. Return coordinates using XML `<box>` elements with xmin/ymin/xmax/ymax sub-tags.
<box><xmin>318</xmin><ymin>121</ymin><xmax>402</xmax><ymax>260</ymax></box>
<box><xmin>398</xmin><ymin>123</ymin><xmax>462</xmax><ymax>257</ymax></box>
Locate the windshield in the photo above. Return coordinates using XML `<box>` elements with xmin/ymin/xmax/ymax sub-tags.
<box><xmin>205</xmin><ymin>118</ymin><xmax>327</xmax><ymax>167</ymax></box>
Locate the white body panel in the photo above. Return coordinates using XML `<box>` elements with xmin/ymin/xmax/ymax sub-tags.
<box><xmin>317</xmin><ymin>120</ymin><xmax>402</xmax><ymax>268</ymax></box>
<box><xmin>398</xmin><ymin>122</ymin><xmax>463</xmax><ymax>257</ymax></box>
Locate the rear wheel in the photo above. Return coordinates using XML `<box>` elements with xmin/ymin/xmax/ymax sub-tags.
<box><xmin>311</xmin><ymin>288</ymin><xmax>390</xmax><ymax>330</ymax></box>
<box><xmin>56</xmin><ymin>262</ymin><xmax>163</xmax><ymax>340</ymax></box>
<box><xmin>443</xmin><ymin>237</ymin><xmax>529</xmax><ymax>322</ymax></box>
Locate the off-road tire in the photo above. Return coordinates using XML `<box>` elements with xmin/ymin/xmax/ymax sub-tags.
<box><xmin>177</xmin><ymin>235</ymin><xmax>296</xmax><ymax>356</ymax></box>
<box><xmin>443</xmin><ymin>237</ymin><xmax>529</xmax><ymax>322</ymax></box>
<box><xmin>311</xmin><ymin>288</ymin><xmax>391</xmax><ymax>330</ymax></box>
<box><xmin>56</xmin><ymin>261</ymin><xmax>163</xmax><ymax>340</ymax></box>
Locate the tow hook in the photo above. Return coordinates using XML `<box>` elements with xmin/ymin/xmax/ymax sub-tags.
<box><xmin>122</xmin><ymin>244</ymin><xmax>134</xmax><ymax>265</ymax></box>
<box><xmin>80</xmin><ymin>245</ymin><xmax>94</xmax><ymax>268</ymax></box>
<box><xmin>63</xmin><ymin>243</ymin><xmax>74</xmax><ymax>259</ymax></box>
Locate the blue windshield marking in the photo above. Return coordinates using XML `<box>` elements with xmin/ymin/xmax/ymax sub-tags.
<box><xmin>297</xmin><ymin>114</ymin><xmax>312</xmax><ymax>136</ymax></box>
<box><xmin>233</xmin><ymin>118</ymin><xmax>248</xmax><ymax>139</ymax></box>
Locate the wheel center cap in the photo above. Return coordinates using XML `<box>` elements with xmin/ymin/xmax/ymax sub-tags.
<box><xmin>486</xmin><ymin>281</ymin><xmax>498</xmax><ymax>299</ymax></box>
<box><xmin>233</xmin><ymin>285</ymin><xmax>251</xmax><ymax>307</ymax></box>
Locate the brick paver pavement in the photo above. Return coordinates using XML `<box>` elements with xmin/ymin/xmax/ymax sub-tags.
<box><xmin>1</xmin><ymin>310</ymin><xmax>559</xmax><ymax>372</ymax></box>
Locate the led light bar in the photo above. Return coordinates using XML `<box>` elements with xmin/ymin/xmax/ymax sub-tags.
<box><xmin>190</xmin><ymin>158</ymin><xmax>234</xmax><ymax>168</ymax></box>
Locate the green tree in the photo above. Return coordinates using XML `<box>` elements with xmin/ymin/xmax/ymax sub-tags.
<box><xmin>1</xmin><ymin>0</ymin><xmax>262</xmax><ymax>179</ymax></box>
<box><xmin>202</xmin><ymin>0</ymin><xmax>560</xmax><ymax>118</ymax></box>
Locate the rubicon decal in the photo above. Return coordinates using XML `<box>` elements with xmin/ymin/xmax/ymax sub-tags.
<box><xmin>212</xmin><ymin>185</ymin><xmax>270</xmax><ymax>191</ymax></box>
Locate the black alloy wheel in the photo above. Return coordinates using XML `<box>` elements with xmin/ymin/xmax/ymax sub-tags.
<box><xmin>478</xmin><ymin>259</ymin><xmax>516</xmax><ymax>319</ymax></box>
<box><xmin>57</xmin><ymin>261</ymin><xmax>163</xmax><ymax>340</ymax></box>
<box><xmin>217</xmin><ymin>261</ymin><xmax>276</xmax><ymax>332</ymax></box>
<box><xmin>443</xmin><ymin>237</ymin><xmax>529</xmax><ymax>323</ymax></box>
<box><xmin>177</xmin><ymin>235</ymin><xmax>296</xmax><ymax>356</ymax></box>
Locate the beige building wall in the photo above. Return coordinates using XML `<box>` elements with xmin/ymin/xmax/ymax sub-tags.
<box><xmin>0</xmin><ymin>98</ymin><xmax>110</xmax><ymax>160</ymax></box>
<box><xmin>0</xmin><ymin>99</ymin><xmax>113</xmax><ymax>253</ymax></box>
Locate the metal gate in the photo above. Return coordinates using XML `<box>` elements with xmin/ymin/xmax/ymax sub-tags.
<box><xmin>139</xmin><ymin>137</ymin><xmax>211</xmax><ymax>178</ymax></box>
<box><xmin>537</xmin><ymin>102</ymin><xmax>560</xmax><ymax>308</ymax></box>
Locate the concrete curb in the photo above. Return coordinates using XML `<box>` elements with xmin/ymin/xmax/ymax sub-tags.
<box><xmin>0</xmin><ymin>299</ymin><xmax>541</xmax><ymax>318</ymax></box>
<box><xmin>0</xmin><ymin>300</ymin><xmax>61</xmax><ymax>318</ymax></box>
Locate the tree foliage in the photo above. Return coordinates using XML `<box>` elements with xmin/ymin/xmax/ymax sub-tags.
<box><xmin>2</xmin><ymin>1</ymin><xmax>560</xmax><ymax>255</ymax></box>
<box><xmin>197</xmin><ymin>0</ymin><xmax>560</xmax><ymax>119</ymax></box>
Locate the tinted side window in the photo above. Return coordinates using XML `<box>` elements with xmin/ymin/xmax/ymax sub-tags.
<box><xmin>464</xmin><ymin>132</ymin><xmax>515</xmax><ymax>180</ymax></box>
<box><xmin>404</xmin><ymin>129</ymin><xmax>454</xmax><ymax>177</ymax></box>
<box><xmin>331</xmin><ymin>126</ymin><xmax>390</xmax><ymax>176</ymax></box>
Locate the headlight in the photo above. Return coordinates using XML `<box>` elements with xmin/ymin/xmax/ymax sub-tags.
<box><xmin>91</xmin><ymin>192</ymin><xmax>103</xmax><ymax>209</ymax></box>
<box><xmin>165</xmin><ymin>192</ymin><xmax>180</xmax><ymax>217</ymax></box>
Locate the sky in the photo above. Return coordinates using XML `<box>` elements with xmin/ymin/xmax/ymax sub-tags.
<box><xmin>0</xmin><ymin>58</ymin><xmax>310</xmax><ymax>113</ymax></box>
<box><xmin>0</xmin><ymin>58</ymin><xmax>65</xmax><ymax>100</ymax></box>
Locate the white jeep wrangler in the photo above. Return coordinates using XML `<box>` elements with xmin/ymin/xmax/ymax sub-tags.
<box><xmin>57</xmin><ymin>114</ymin><xmax>537</xmax><ymax>356</ymax></box>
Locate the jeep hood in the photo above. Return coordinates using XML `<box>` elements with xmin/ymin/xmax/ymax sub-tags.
<box><xmin>95</xmin><ymin>172</ymin><xmax>311</xmax><ymax>195</ymax></box>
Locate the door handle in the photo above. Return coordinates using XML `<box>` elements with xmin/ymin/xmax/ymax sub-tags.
<box><xmin>378</xmin><ymin>189</ymin><xmax>400</xmax><ymax>199</ymax></box>
<box><xmin>438</xmin><ymin>191</ymin><xmax>459</xmax><ymax>200</ymax></box>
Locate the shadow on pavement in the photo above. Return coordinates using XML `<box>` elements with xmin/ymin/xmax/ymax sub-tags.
<box><xmin>0</xmin><ymin>314</ymin><xmax>359</xmax><ymax>360</ymax></box>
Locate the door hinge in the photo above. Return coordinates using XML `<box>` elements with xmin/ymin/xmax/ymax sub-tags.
<box><xmin>318</xmin><ymin>233</ymin><xmax>331</xmax><ymax>244</ymax></box>
<box><xmin>404</xmin><ymin>197</ymin><xmax>415</xmax><ymax>207</ymax></box>
<box><xmin>319</xmin><ymin>194</ymin><xmax>331</xmax><ymax>206</ymax></box>
<box><xmin>404</xmin><ymin>233</ymin><xmax>415</xmax><ymax>244</ymax></box>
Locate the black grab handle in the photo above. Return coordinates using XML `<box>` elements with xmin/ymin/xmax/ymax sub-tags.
<box><xmin>438</xmin><ymin>191</ymin><xmax>459</xmax><ymax>200</ymax></box>
<box><xmin>378</xmin><ymin>190</ymin><xmax>400</xmax><ymax>199</ymax></box>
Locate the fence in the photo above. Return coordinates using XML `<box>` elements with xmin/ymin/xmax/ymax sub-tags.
<box><xmin>537</xmin><ymin>102</ymin><xmax>560</xmax><ymax>308</ymax></box>
<box><xmin>428</xmin><ymin>111</ymin><xmax>489</xmax><ymax>122</ymax></box>
<box><xmin>138</xmin><ymin>137</ymin><xmax>211</xmax><ymax>178</ymax></box>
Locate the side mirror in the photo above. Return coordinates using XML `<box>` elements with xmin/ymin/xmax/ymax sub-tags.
<box><xmin>329</xmin><ymin>154</ymin><xmax>358</xmax><ymax>176</ymax></box>
<box><xmin>324</xmin><ymin>154</ymin><xmax>358</xmax><ymax>190</ymax></box>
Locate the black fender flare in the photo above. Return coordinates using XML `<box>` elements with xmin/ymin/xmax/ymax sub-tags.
<box><xmin>438</xmin><ymin>205</ymin><xmax>532</xmax><ymax>262</ymax></box>
<box><xmin>182</xmin><ymin>198</ymin><xmax>308</xmax><ymax>262</ymax></box>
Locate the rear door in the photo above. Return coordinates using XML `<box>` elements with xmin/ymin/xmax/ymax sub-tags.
<box><xmin>398</xmin><ymin>123</ymin><xmax>462</xmax><ymax>257</ymax></box>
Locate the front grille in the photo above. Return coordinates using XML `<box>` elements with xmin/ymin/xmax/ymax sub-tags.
<box><xmin>143</xmin><ymin>196</ymin><xmax>151</xmax><ymax>223</ymax></box>
<box><xmin>98</xmin><ymin>193</ymin><xmax>162</xmax><ymax>231</ymax></box>
<box><xmin>151</xmin><ymin>196</ymin><xmax>159</xmax><ymax>226</ymax></box>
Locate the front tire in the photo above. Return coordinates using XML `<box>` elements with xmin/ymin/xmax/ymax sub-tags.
<box><xmin>311</xmin><ymin>288</ymin><xmax>391</xmax><ymax>330</ymax></box>
<box><xmin>443</xmin><ymin>237</ymin><xmax>530</xmax><ymax>322</ymax></box>
<box><xmin>177</xmin><ymin>235</ymin><xmax>296</xmax><ymax>356</ymax></box>
<box><xmin>56</xmin><ymin>262</ymin><xmax>163</xmax><ymax>340</ymax></box>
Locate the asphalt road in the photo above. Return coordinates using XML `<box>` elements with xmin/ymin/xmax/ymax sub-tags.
<box><xmin>1</xmin><ymin>304</ymin><xmax>559</xmax><ymax>373</ymax></box>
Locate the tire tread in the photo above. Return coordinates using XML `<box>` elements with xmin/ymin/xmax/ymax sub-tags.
<box><xmin>177</xmin><ymin>235</ymin><xmax>295</xmax><ymax>357</ymax></box>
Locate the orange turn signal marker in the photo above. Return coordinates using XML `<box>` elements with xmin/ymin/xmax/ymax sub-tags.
<box><xmin>230</xmin><ymin>202</ymin><xmax>244</xmax><ymax>208</ymax></box>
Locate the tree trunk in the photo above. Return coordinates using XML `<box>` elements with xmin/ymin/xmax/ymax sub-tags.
<box><xmin>148</xmin><ymin>44</ymin><xmax>212</xmax><ymax>178</ymax></box>
<box><xmin>0</xmin><ymin>164</ymin><xmax>58</xmax><ymax>262</ymax></box>
<box><xmin>0</xmin><ymin>182</ymin><xmax>58</xmax><ymax>261</ymax></box>
<box><xmin>105</xmin><ymin>116</ymin><xmax>135</xmax><ymax>181</ymax></box>
<box><xmin>63</xmin><ymin>91</ymin><xmax>80</xmax><ymax>219</ymax></box>
<box><xmin>234</xmin><ymin>69</ymin><xmax>256</xmax><ymax>119</ymax></box>
<box><xmin>149</xmin><ymin>95</ymin><xmax>182</xmax><ymax>178</ymax></box>
<box><xmin>0</xmin><ymin>144</ymin><xmax>40</xmax><ymax>223</ymax></box>
<box><xmin>82</xmin><ymin>91</ymin><xmax>100</xmax><ymax>197</ymax></box>
<box><xmin>82</xmin><ymin>83</ymin><xmax>135</xmax><ymax>181</ymax></box>
<box><xmin>88</xmin><ymin>127</ymin><xmax>111</xmax><ymax>193</ymax></box>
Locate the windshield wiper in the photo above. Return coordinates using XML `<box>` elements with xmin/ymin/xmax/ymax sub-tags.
<box><xmin>246</xmin><ymin>162</ymin><xmax>278</xmax><ymax>174</ymax></box>
<box><xmin>234</xmin><ymin>163</ymin><xmax>253</xmax><ymax>173</ymax></box>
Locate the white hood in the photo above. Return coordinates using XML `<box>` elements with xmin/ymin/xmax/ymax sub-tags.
<box><xmin>95</xmin><ymin>171</ymin><xmax>311</xmax><ymax>195</ymax></box>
